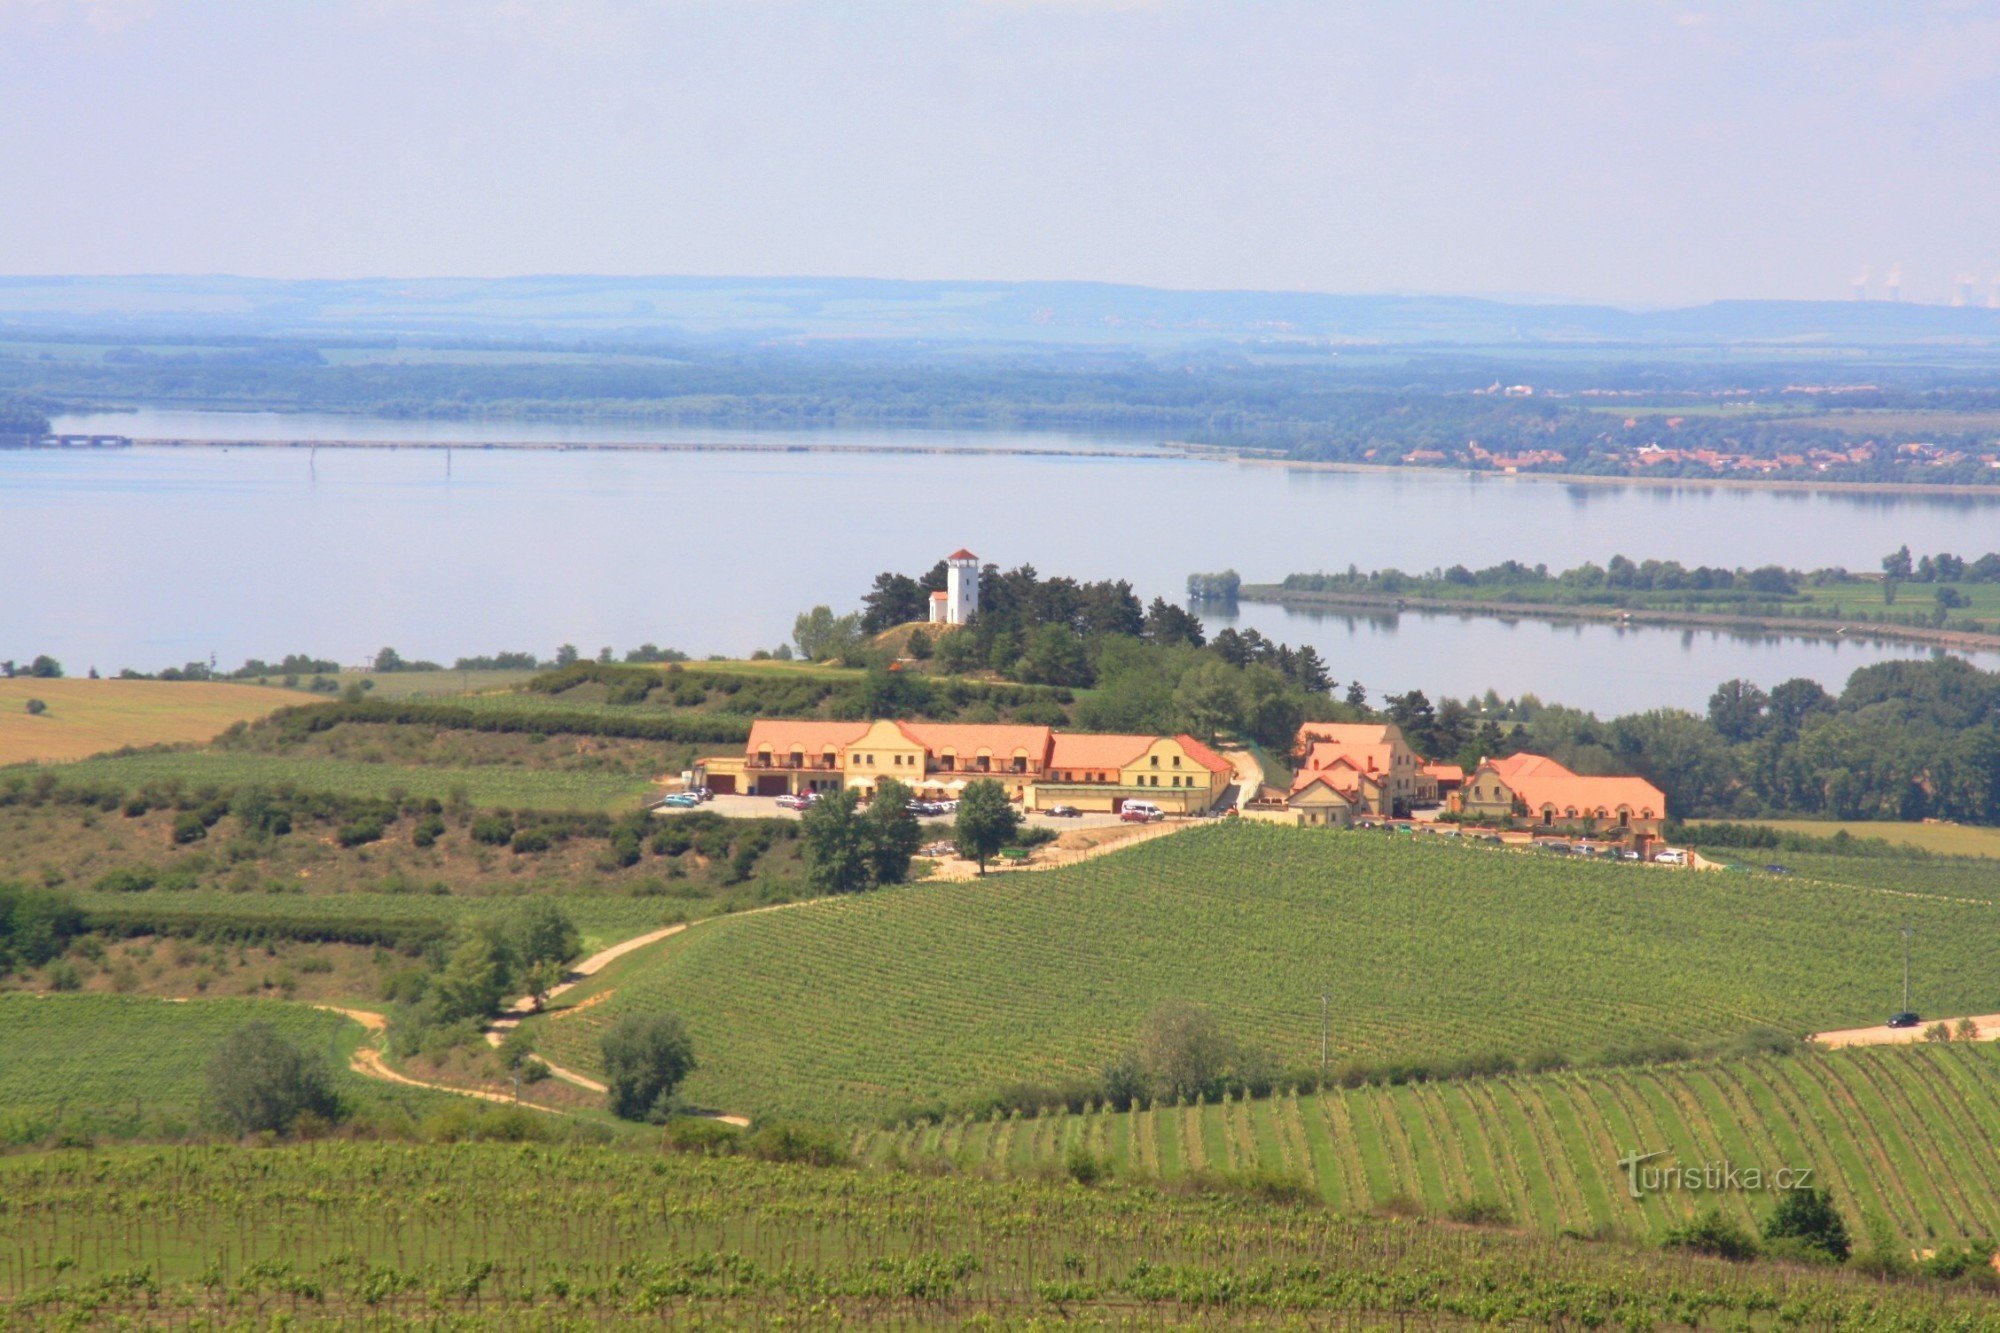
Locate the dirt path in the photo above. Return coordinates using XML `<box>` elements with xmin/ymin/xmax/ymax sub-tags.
<box><xmin>1813</xmin><ymin>1014</ymin><xmax>2000</xmax><ymax>1048</ymax></box>
<box><xmin>923</xmin><ymin>817</ymin><xmax>1194</xmax><ymax>880</ymax></box>
<box><xmin>484</xmin><ymin>923</ymin><xmax>688</xmax><ymax>1048</ymax></box>
<box><xmin>1223</xmin><ymin>747</ymin><xmax>1263</xmax><ymax>808</ymax></box>
<box><xmin>310</xmin><ymin>1003</ymin><xmax>573</xmax><ymax>1113</ymax></box>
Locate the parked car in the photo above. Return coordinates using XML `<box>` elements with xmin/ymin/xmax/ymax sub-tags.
<box><xmin>1617</xmin><ymin>849</ymin><xmax>1642</xmax><ymax>861</ymax></box>
<box><xmin>1539</xmin><ymin>841</ymin><xmax>1573</xmax><ymax>855</ymax></box>
<box><xmin>691</xmin><ymin>786</ymin><xmax>714</xmax><ymax>803</ymax></box>
<box><xmin>660</xmin><ymin>792</ymin><xmax>701</xmax><ymax>809</ymax></box>
<box><xmin>1653</xmin><ymin>849</ymin><xmax>1688</xmax><ymax>865</ymax></box>
<box><xmin>1888</xmin><ymin>1011</ymin><xmax>1922</xmax><ymax>1029</ymax></box>
<box><xmin>1120</xmin><ymin>806</ymin><xmax>1162</xmax><ymax>823</ymax></box>
<box><xmin>1045</xmin><ymin>805</ymin><xmax>1081</xmax><ymax>818</ymax></box>
<box><xmin>776</xmin><ymin>793</ymin><xmax>816</xmax><ymax>811</ymax></box>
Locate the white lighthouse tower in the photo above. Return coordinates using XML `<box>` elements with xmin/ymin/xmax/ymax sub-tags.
<box><xmin>943</xmin><ymin>548</ymin><xmax>980</xmax><ymax>625</ymax></box>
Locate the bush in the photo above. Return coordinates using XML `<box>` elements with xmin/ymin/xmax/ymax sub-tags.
<box><xmin>1663</xmin><ymin>1207</ymin><xmax>1759</xmax><ymax>1261</ymax></box>
<box><xmin>171</xmin><ymin>812</ymin><xmax>208</xmax><ymax>845</ymax></box>
<box><xmin>1064</xmin><ymin>1144</ymin><xmax>1111</xmax><ymax>1186</ymax></box>
<box><xmin>470</xmin><ymin>814</ymin><xmax>514</xmax><ymax>846</ymax></box>
<box><xmin>45</xmin><ymin>959</ymin><xmax>82</xmax><ymax>991</ymax></box>
<box><xmin>337</xmin><ymin>814</ymin><xmax>387</xmax><ymax>848</ymax></box>
<box><xmin>206</xmin><ymin>1021</ymin><xmax>344</xmax><ymax>1136</ymax></box>
<box><xmin>742</xmin><ymin>1121</ymin><xmax>850</xmax><ymax>1167</ymax></box>
<box><xmin>23</xmin><ymin>698</ymin><xmax>46</xmax><ymax>716</ymax></box>
<box><xmin>663</xmin><ymin>1116</ymin><xmax>744</xmax><ymax>1156</ymax></box>
<box><xmin>600</xmin><ymin>1013</ymin><xmax>697</xmax><ymax>1122</ymax></box>
<box><xmin>1445</xmin><ymin>1197</ymin><xmax>1511</xmax><ymax>1226</ymax></box>
<box><xmin>1762</xmin><ymin>1186</ymin><xmax>1850</xmax><ymax>1263</ymax></box>
<box><xmin>509</xmin><ymin>828</ymin><xmax>553</xmax><ymax>855</ymax></box>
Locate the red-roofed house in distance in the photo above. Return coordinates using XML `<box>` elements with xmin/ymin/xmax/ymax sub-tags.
<box><xmin>1461</xmin><ymin>753</ymin><xmax>1667</xmax><ymax>851</ymax></box>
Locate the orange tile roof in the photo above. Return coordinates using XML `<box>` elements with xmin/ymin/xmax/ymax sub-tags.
<box><xmin>1483</xmin><ymin>753</ymin><xmax>1665</xmax><ymax>817</ymax></box>
<box><xmin>1289</xmin><ymin>773</ymin><xmax>1362</xmax><ymax>805</ymax></box>
<box><xmin>1422</xmin><ymin>762</ymin><xmax>1465</xmax><ymax>783</ymax></box>
<box><xmin>1048</xmin><ymin>732</ymin><xmax>1154</xmax><ymax>770</ymax></box>
<box><xmin>901</xmin><ymin>722</ymin><xmax>1052</xmax><ymax>758</ymax></box>
<box><xmin>948</xmin><ymin>548</ymin><xmax>978</xmax><ymax>560</ymax></box>
<box><xmin>1289</xmin><ymin>756</ymin><xmax>1378</xmax><ymax>796</ymax></box>
<box><xmin>746</xmin><ymin>720</ymin><xmax>872</xmax><ymax>753</ymax></box>
<box><xmin>1302</xmin><ymin>739</ymin><xmax>1393</xmax><ymax>775</ymax></box>
<box><xmin>1172</xmin><ymin>733</ymin><xmax>1235</xmax><ymax>776</ymax></box>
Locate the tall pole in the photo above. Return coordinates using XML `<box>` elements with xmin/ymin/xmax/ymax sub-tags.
<box><xmin>1320</xmin><ymin>993</ymin><xmax>1329</xmax><ymax>1075</ymax></box>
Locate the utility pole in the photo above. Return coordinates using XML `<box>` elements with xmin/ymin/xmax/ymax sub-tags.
<box><xmin>1320</xmin><ymin>994</ymin><xmax>1330</xmax><ymax>1076</ymax></box>
<box><xmin>1901</xmin><ymin>919</ymin><xmax>1913</xmax><ymax>1012</ymax></box>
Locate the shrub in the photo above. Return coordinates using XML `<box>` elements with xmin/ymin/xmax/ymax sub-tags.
<box><xmin>1445</xmin><ymin>1197</ymin><xmax>1511</xmax><ymax>1226</ymax></box>
<box><xmin>23</xmin><ymin>698</ymin><xmax>46</xmax><ymax>716</ymax></box>
<box><xmin>205</xmin><ymin>1021</ymin><xmax>344</xmax><ymax>1136</ymax></box>
<box><xmin>337</xmin><ymin>814</ymin><xmax>387</xmax><ymax>848</ymax></box>
<box><xmin>411</xmin><ymin>815</ymin><xmax>446</xmax><ymax>849</ymax></box>
<box><xmin>1063</xmin><ymin>1145</ymin><xmax>1111</xmax><ymax>1186</ymax></box>
<box><xmin>470</xmin><ymin>814</ymin><xmax>514</xmax><ymax>846</ymax></box>
<box><xmin>1762</xmin><ymin>1186</ymin><xmax>1850</xmax><ymax>1263</ymax></box>
<box><xmin>509</xmin><ymin>828</ymin><xmax>553</xmax><ymax>855</ymax></box>
<box><xmin>45</xmin><ymin>959</ymin><xmax>82</xmax><ymax>991</ymax></box>
<box><xmin>92</xmin><ymin>867</ymin><xmax>156</xmax><ymax>894</ymax></box>
<box><xmin>1924</xmin><ymin>1021</ymin><xmax>1952</xmax><ymax>1043</ymax></box>
<box><xmin>601</xmin><ymin>1013</ymin><xmax>697</xmax><ymax>1122</ymax></box>
<box><xmin>663</xmin><ymin>1116</ymin><xmax>743</xmax><ymax>1156</ymax></box>
<box><xmin>1663</xmin><ymin>1207</ymin><xmax>1759</xmax><ymax>1261</ymax></box>
<box><xmin>743</xmin><ymin>1121</ymin><xmax>849</xmax><ymax>1167</ymax></box>
<box><xmin>171</xmin><ymin>812</ymin><xmax>208</xmax><ymax>845</ymax></box>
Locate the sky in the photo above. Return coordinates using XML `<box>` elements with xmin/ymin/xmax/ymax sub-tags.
<box><xmin>2</xmin><ymin>0</ymin><xmax>1998</xmax><ymax>307</ymax></box>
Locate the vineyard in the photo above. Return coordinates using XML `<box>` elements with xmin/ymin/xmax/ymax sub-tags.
<box><xmin>525</xmin><ymin>823</ymin><xmax>2000</xmax><ymax>1123</ymax></box>
<box><xmin>5</xmin><ymin>1142</ymin><xmax>1999</xmax><ymax>1328</ymax></box>
<box><xmin>52</xmin><ymin>751</ymin><xmax>657</xmax><ymax>812</ymax></box>
<box><xmin>0</xmin><ymin>995</ymin><xmax>415</xmax><ymax>1137</ymax></box>
<box><xmin>863</xmin><ymin>1043</ymin><xmax>2000</xmax><ymax>1248</ymax></box>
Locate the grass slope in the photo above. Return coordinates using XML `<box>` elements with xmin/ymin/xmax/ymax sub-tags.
<box><xmin>0</xmin><ymin>994</ymin><xmax>401</xmax><ymax>1130</ymax></box>
<box><xmin>48</xmin><ymin>751</ymin><xmax>656</xmax><ymax>811</ymax></box>
<box><xmin>865</xmin><ymin>1043</ymin><xmax>2000</xmax><ymax>1247</ymax></box>
<box><xmin>528</xmin><ymin>823</ymin><xmax>2000</xmax><ymax>1123</ymax></box>
<box><xmin>6</xmin><ymin>1143</ymin><xmax>1998</xmax><ymax>1328</ymax></box>
<box><xmin>0</xmin><ymin>679</ymin><xmax>298</xmax><ymax>765</ymax></box>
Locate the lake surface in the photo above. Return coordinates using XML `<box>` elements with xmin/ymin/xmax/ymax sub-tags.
<box><xmin>7</xmin><ymin>409</ymin><xmax>2000</xmax><ymax>716</ymax></box>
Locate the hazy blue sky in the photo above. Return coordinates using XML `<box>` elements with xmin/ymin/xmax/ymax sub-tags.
<box><xmin>3</xmin><ymin>0</ymin><xmax>1997</xmax><ymax>306</ymax></box>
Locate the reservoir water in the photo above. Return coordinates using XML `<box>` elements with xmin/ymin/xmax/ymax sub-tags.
<box><xmin>8</xmin><ymin>409</ymin><xmax>2000</xmax><ymax>716</ymax></box>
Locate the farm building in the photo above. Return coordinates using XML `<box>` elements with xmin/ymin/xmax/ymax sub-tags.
<box><xmin>1288</xmin><ymin>721</ymin><xmax>1429</xmax><ymax>816</ymax></box>
<box><xmin>1459</xmin><ymin>752</ymin><xmax>1667</xmax><ymax>847</ymax></box>
<box><xmin>694</xmin><ymin>718</ymin><xmax>1233</xmax><ymax>814</ymax></box>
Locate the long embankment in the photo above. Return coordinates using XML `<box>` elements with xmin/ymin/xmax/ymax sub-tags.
<box><xmin>1237</xmin><ymin>584</ymin><xmax>2000</xmax><ymax>655</ymax></box>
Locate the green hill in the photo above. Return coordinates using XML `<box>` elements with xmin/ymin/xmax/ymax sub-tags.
<box><xmin>526</xmin><ymin>823</ymin><xmax>2000</xmax><ymax>1123</ymax></box>
<box><xmin>863</xmin><ymin>1042</ymin><xmax>2000</xmax><ymax>1248</ymax></box>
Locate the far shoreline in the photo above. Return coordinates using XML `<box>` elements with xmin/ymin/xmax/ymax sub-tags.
<box><xmin>1237</xmin><ymin>585</ymin><xmax>2000</xmax><ymax>657</ymax></box>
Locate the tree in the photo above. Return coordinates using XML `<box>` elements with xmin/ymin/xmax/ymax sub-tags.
<box><xmin>554</xmin><ymin>643</ymin><xmax>580</xmax><ymax>667</ymax></box>
<box><xmin>429</xmin><ymin>934</ymin><xmax>510</xmax><ymax>1023</ymax></box>
<box><xmin>206</xmin><ymin>1022</ymin><xmax>343</xmax><ymax>1135</ymax></box>
<box><xmin>23</xmin><ymin>698</ymin><xmax>45</xmax><ymax>716</ymax></box>
<box><xmin>1762</xmin><ymin>1186</ymin><xmax>1850</xmax><ymax>1262</ymax></box>
<box><xmin>1706</xmin><ymin>678</ymin><xmax>1769</xmax><ymax>743</ymax></box>
<box><xmin>600</xmin><ymin>1013</ymin><xmax>697</xmax><ymax>1122</ymax></box>
<box><xmin>523</xmin><ymin>958</ymin><xmax>565</xmax><ymax>1012</ymax></box>
<box><xmin>801</xmin><ymin>786</ymin><xmax>872</xmax><ymax>895</ymax></box>
<box><xmin>1017</xmin><ymin>624</ymin><xmax>1091</xmax><ymax>687</ymax></box>
<box><xmin>953</xmin><ymin>778</ymin><xmax>1019</xmax><ymax>876</ymax></box>
<box><xmin>511</xmin><ymin>899</ymin><xmax>580</xmax><ymax>972</ymax></box>
<box><xmin>905</xmin><ymin>628</ymin><xmax>933</xmax><ymax>660</ymax></box>
<box><xmin>1882</xmin><ymin>545</ymin><xmax>1914</xmax><ymax>580</ymax></box>
<box><xmin>792</xmin><ymin>605</ymin><xmax>862</xmax><ymax>662</ymax></box>
<box><xmin>1142</xmin><ymin>597</ymin><xmax>1205</xmax><ymax>647</ymax></box>
<box><xmin>1384</xmin><ymin>689</ymin><xmax>1438</xmax><ymax>755</ymax></box>
<box><xmin>26</xmin><ymin>655</ymin><xmax>61</xmax><ymax>679</ymax></box>
<box><xmin>1135</xmin><ymin>1002</ymin><xmax>1234</xmax><ymax>1103</ymax></box>
<box><xmin>860</xmin><ymin>571</ymin><xmax>927</xmax><ymax>633</ymax></box>
<box><xmin>1173</xmin><ymin>658</ymin><xmax>1241</xmax><ymax>742</ymax></box>
<box><xmin>862</xmin><ymin>777</ymin><xmax>924</xmax><ymax>886</ymax></box>
<box><xmin>1345</xmin><ymin>681</ymin><xmax>1370</xmax><ymax>711</ymax></box>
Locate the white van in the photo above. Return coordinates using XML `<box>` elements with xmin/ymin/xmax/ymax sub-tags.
<box><xmin>1120</xmin><ymin>800</ymin><xmax>1164</xmax><ymax>822</ymax></box>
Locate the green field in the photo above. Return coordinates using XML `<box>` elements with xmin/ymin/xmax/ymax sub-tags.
<box><xmin>51</xmin><ymin>751</ymin><xmax>657</xmax><ymax>811</ymax></box>
<box><xmin>5</xmin><ymin>1142</ymin><xmax>1996</xmax><ymax>1328</ymax></box>
<box><xmin>69</xmin><ymin>889</ymin><xmax>681</xmax><ymax>954</ymax></box>
<box><xmin>526</xmin><ymin>824</ymin><xmax>2000</xmax><ymax>1123</ymax></box>
<box><xmin>0</xmin><ymin>994</ymin><xmax>402</xmax><ymax>1134</ymax></box>
<box><xmin>864</xmin><ymin>1043</ymin><xmax>2000</xmax><ymax>1247</ymax></box>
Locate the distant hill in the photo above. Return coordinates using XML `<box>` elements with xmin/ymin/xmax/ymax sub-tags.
<box><xmin>6</xmin><ymin>274</ymin><xmax>2000</xmax><ymax>348</ymax></box>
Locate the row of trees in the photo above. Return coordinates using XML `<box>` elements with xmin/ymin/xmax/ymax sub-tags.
<box><xmin>1881</xmin><ymin>546</ymin><xmax>2000</xmax><ymax>583</ymax></box>
<box><xmin>800</xmin><ymin>776</ymin><xmax>1024</xmax><ymax>884</ymax></box>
